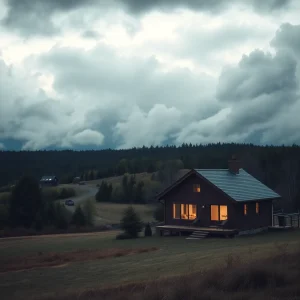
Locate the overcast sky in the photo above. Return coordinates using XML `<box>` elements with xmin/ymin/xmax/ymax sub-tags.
<box><xmin>0</xmin><ymin>0</ymin><xmax>299</xmax><ymax>150</ymax></box>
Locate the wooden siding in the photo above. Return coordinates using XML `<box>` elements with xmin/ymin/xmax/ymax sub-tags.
<box><xmin>162</xmin><ymin>173</ymin><xmax>273</xmax><ymax>230</ymax></box>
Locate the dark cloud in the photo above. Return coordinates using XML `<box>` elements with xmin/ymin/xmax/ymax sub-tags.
<box><xmin>1</xmin><ymin>0</ymin><xmax>98</xmax><ymax>36</ymax></box>
<box><xmin>216</xmin><ymin>46</ymin><xmax>299</xmax><ymax>138</ymax></box>
<box><xmin>119</xmin><ymin>0</ymin><xmax>292</xmax><ymax>14</ymax></box>
<box><xmin>1</xmin><ymin>0</ymin><xmax>293</xmax><ymax>37</ymax></box>
<box><xmin>271</xmin><ymin>23</ymin><xmax>300</xmax><ymax>55</ymax></box>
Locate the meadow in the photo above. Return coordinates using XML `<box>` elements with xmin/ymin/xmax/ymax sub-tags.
<box><xmin>0</xmin><ymin>229</ymin><xmax>300</xmax><ymax>300</ymax></box>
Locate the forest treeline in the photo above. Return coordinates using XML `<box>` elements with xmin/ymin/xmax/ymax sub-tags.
<box><xmin>1</xmin><ymin>143</ymin><xmax>300</xmax><ymax>211</ymax></box>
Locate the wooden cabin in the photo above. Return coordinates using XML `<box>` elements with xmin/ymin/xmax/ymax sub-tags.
<box><xmin>156</xmin><ymin>157</ymin><xmax>281</xmax><ymax>238</ymax></box>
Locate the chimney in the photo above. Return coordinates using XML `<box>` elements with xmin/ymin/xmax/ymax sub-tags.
<box><xmin>228</xmin><ymin>155</ymin><xmax>241</xmax><ymax>174</ymax></box>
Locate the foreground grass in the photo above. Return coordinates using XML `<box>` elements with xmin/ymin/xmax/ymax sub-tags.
<box><xmin>0</xmin><ymin>230</ymin><xmax>300</xmax><ymax>300</ymax></box>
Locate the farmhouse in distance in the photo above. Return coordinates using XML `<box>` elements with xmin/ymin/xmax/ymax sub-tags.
<box><xmin>156</xmin><ymin>156</ymin><xmax>282</xmax><ymax>238</ymax></box>
<box><xmin>40</xmin><ymin>175</ymin><xmax>59</xmax><ymax>187</ymax></box>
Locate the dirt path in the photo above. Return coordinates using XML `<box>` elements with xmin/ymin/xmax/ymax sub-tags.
<box><xmin>59</xmin><ymin>184</ymin><xmax>98</xmax><ymax>211</ymax></box>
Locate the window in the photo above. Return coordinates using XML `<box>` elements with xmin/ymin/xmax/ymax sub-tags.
<box><xmin>256</xmin><ymin>202</ymin><xmax>259</xmax><ymax>214</ymax></box>
<box><xmin>211</xmin><ymin>205</ymin><xmax>219</xmax><ymax>221</ymax></box>
<box><xmin>211</xmin><ymin>205</ymin><xmax>228</xmax><ymax>221</ymax></box>
<box><xmin>193</xmin><ymin>184</ymin><xmax>201</xmax><ymax>192</ymax></box>
<box><xmin>220</xmin><ymin>205</ymin><xmax>228</xmax><ymax>220</ymax></box>
<box><xmin>173</xmin><ymin>204</ymin><xmax>180</xmax><ymax>219</ymax></box>
<box><xmin>244</xmin><ymin>204</ymin><xmax>248</xmax><ymax>216</ymax></box>
<box><xmin>173</xmin><ymin>203</ymin><xmax>197</xmax><ymax>220</ymax></box>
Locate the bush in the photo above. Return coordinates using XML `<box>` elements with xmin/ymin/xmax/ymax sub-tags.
<box><xmin>116</xmin><ymin>232</ymin><xmax>133</xmax><ymax>240</ymax></box>
<box><xmin>120</xmin><ymin>206</ymin><xmax>143</xmax><ymax>238</ymax></box>
<box><xmin>144</xmin><ymin>222</ymin><xmax>152</xmax><ymax>237</ymax></box>
<box><xmin>153</xmin><ymin>204</ymin><xmax>164</xmax><ymax>222</ymax></box>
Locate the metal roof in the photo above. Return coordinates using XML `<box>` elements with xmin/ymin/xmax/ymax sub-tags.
<box><xmin>195</xmin><ymin>168</ymin><xmax>280</xmax><ymax>202</ymax></box>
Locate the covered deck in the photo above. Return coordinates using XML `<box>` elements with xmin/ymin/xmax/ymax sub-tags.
<box><xmin>156</xmin><ymin>225</ymin><xmax>238</xmax><ymax>237</ymax></box>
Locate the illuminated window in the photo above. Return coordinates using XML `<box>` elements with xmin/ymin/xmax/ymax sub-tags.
<box><xmin>220</xmin><ymin>205</ymin><xmax>228</xmax><ymax>220</ymax></box>
<box><xmin>188</xmin><ymin>204</ymin><xmax>197</xmax><ymax>220</ymax></box>
<box><xmin>173</xmin><ymin>203</ymin><xmax>197</xmax><ymax>220</ymax></box>
<box><xmin>211</xmin><ymin>205</ymin><xmax>219</xmax><ymax>221</ymax></box>
<box><xmin>244</xmin><ymin>204</ymin><xmax>248</xmax><ymax>216</ymax></box>
<box><xmin>211</xmin><ymin>205</ymin><xmax>228</xmax><ymax>221</ymax></box>
<box><xmin>173</xmin><ymin>204</ymin><xmax>180</xmax><ymax>219</ymax></box>
<box><xmin>256</xmin><ymin>202</ymin><xmax>259</xmax><ymax>214</ymax></box>
<box><xmin>181</xmin><ymin>204</ymin><xmax>189</xmax><ymax>219</ymax></box>
<box><xmin>193</xmin><ymin>184</ymin><xmax>201</xmax><ymax>192</ymax></box>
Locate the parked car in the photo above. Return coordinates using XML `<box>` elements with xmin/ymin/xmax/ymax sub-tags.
<box><xmin>65</xmin><ymin>199</ymin><xmax>75</xmax><ymax>206</ymax></box>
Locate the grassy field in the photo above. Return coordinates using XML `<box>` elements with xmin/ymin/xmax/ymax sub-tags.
<box><xmin>0</xmin><ymin>229</ymin><xmax>300</xmax><ymax>300</ymax></box>
<box><xmin>94</xmin><ymin>202</ymin><xmax>155</xmax><ymax>224</ymax></box>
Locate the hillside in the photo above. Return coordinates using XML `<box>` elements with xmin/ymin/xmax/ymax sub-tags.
<box><xmin>1</xmin><ymin>143</ymin><xmax>300</xmax><ymax>211</ymax></box>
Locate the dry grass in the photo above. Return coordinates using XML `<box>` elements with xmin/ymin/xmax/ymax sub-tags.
<box><xmin>1</xmin><ymin>230</ymin><xmax>300</xmax><ymax>300</ymax></box>
<box><xmin>94</xmin><ymin>202</ymin><xmax>155</xmax><ymax>224</ymax></box>
<box><xmin>41</xmin><ymin>246</ymin><xmax>300</xmax><ymax>300</ymax></box>
<box><xmin>0</xmin><ymin>247</ymin><xmax>159</xmax><ymax>273</ymax></box>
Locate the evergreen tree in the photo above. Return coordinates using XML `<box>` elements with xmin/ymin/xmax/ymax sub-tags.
<box><xmin>135</xmin><ymin>181</ymin><xmax>145</xmax><ymax>204</ymax></box>
<box><xmin>120</xmin><ymin>206</ymin><xmax>143</xmax><ymax>238</ymax></box>
<box><xmin>9</xmin><ymin>175</ymin><xmax>43</xmax><ymax>228</ymax></box>
<box><xmin>46</xmin><ymin>201</ymin><xmax>56</xmax><ymax>226</ymax></box>
<box><xmin>54</xmin><ymin>203</ymin><xmax>69</xmax><ymax>229</ymax></box>
<box><xmin>144</xmin><ymin>222</ymin><xmax>152</xmax><ymax>237</ymax></box>
<box><xmin>82</xmin><ymin>199</ymin><xmax>95</xmax><ymax>226</ymax></box>
<box><xmin>71</xmin><ymin>206</ymin><xmax>86</xmax><ymax>227</ymax></box>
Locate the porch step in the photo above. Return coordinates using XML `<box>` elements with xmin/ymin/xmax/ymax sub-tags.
<box><xmin>186</xmin><ymin>230</ymin><xmax>209</xmax><ymax>240</ymax></box>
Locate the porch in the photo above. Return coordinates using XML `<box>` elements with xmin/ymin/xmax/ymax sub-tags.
<box><xmin>156</xmin><ymin>225</ymin><xmax>238</xmax><ymax>238</ymax></box>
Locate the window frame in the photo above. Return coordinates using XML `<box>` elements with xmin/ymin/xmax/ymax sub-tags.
<box><xmin>173</xmin><ymin>203</ymin><xmax>197</xmax><ymax>220</ymax></box>
<box><xmin>210</xmin><ymin>205</ymin><xmax>228</xmax><ymax>221</ymax></box>
<box><xmin>193</xmin><ymin>184</ymin><xmax>201</xmax><ymax>193</ymax></box>
<box><xmin>256</xmin><ymin>202</ymin><xmax>259</xmax><ymax>215</ymax></box>
<box><xmin>244</xmin><ymin>204</ymin><xmax>248</xmax><ymax>216</ymax></box>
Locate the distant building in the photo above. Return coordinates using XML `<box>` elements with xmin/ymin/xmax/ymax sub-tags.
<box><xmin>40</xmin><ymin>176</ymin><xmax>58</xmax><ymax>187</ymax></box>
<box><xmin>73</xmin><ymin>177</ymin><xmax>81</xmax><ymax>184</ymax></box>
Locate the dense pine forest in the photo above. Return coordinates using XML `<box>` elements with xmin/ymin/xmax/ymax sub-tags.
<box><xmin>1</xmin><ymin>143</ymin><xmax>300</xmax><ymax>211</ymax></box>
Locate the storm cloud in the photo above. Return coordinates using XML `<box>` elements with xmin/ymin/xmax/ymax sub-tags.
<box><xmin>1</xmin><ymin>0</ymin><xmax>293</xmax><ymax>37</ymax></box>
<box><xmin>0</xmin><ymin>0</ymin><xmax>299</xmax><ymax>150</ymax></box>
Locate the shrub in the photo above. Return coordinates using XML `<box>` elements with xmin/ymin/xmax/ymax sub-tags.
<box><xmin>116</xmin><ymin>232</ymin><xmax>133</xmax><ymax>240</ymax></box>
<box><xmin>120</xmin><ymin>206</ymin><xmax>143</xmax><ymax>238</ymax></box>
<box><xmin>144</xmin><ymin>223</ymin><xmax>152</xmax><ymax>237</ymax></box>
